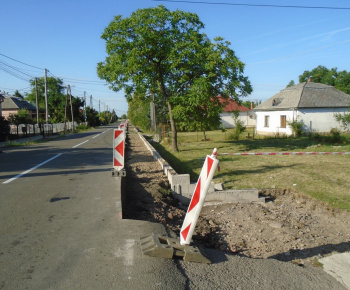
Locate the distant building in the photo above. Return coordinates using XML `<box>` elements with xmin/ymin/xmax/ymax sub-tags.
<box><xmin>1</xmin><ymin>93</ymin><xmax>37</xmax><ymax>120</ymax></box>
<box><xmin>218</xmin><ymin>95</ymin><xmax>256</xmax><ymax>128</ymax></box>
<box><xmin>0</xmin><ymin>93</ymin><xmax>5</xmax><ymax>117</ymax></box>
<box><xmin>254</xmin><ymin>82</ymin><xmax>350</xmax><ymax>136</ymax></box>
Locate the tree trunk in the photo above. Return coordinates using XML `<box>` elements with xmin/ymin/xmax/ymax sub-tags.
<box><xmin>167</xmin><ymin>102</ymin><xmax>178</xmax><ymax>152</ymax></box>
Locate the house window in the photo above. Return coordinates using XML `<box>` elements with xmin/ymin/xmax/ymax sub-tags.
<box><xmin>264</xmin><ymin>115</ymin><xmax>269</xmax><ymax>127</ymax></box>
<box><xmin>272</xmin><ymin>98</ymin><xmax>283</xmax><ymax>106</ymax></box>
<box><xmin>280</xmin><ymin>115</ymin><xmax>287</xmax><ymax>128</ymax></box>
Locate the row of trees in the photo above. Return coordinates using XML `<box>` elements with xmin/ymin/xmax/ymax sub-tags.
<box><xmin>8</xmin><ymin>77</ymin><xmax>117</xmax><ymax>127</ymax></box>
<box><xmin>287</xmin><ymin>65</ymin><xmax>350</xmax><ymax>95</ymax></box>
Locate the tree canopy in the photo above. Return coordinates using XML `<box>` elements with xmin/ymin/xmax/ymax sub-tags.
<box><xmin>286</xmin><ymin>80</ymin><xmax>295</xmax><ymax>88</ymax></box>
<box><xmin>25</xmin><ymin>77</ymin><xmax>84</xmax><ymax>123</ymax></box>
<box><xmin>297</xmin><ymin>65</ymin><xmax>350</xmax><ymax>94</ymax></box>
<box><xmin>97</xmin><ymin>5</ymin><xmax>252</xmax><ymax>151</ymax></box>
<box><xmin>127</xmin><ymin>94</ymin><xmax>151</xmax><ymax>131</ymax></box>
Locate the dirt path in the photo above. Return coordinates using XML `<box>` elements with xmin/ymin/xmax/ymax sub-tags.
<box><xmin>124</xmin><ymin>128</ymin><xmax>350</xmax><ymax>266</ymax></box>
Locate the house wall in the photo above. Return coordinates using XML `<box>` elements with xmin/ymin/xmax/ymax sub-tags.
<box><xmin>256</xmin><ymin>108</ymin><xmax>348</xmax><ymax>136</ymax></box>
<box><xmin>297</xmin><ymin>108</ymin><xmax>347</xmax><ymax>133</ymax></box>
<box><xmin>2</xmin><ymin>109</ymin><xmax>18</xmax><ymax>120</ymax></box>
<box><xmin>220</xmin><ymin>111</ymin><xmax>256</xmax><ymax>129</ymax></box>
<box><xmin>256</xmin><ymin>110</ymin><xmax>295</xmax><ymax>136</ymax></box>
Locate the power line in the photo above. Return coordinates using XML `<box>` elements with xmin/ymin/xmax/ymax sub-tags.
<box><xmin>0</xmin><ymin>53</ymin><xmax>126</xmax><ymax>112</ymax></box>
<box><xmin>0</xmin><ymin>61</ymin><xmax>35</xmax><ymax>79</ymax></box>
<box><xmin>0</xmin><ymin>53</ymin><xmax>44</xmax><ymax>70</ymax></box>
<box><xmin>153</xmin><ymin>0</ymin><xmax>350</xmax><ymax>10</ymax></box>
<box><xmin>0</xmin><ymin>66</ymin><xmax>30</xmax><ymax>82</ymax></box>
<box><xmin>58</xmin><ymin>76</ymin><xmax>107</xmax><ymax>85</ymax></box>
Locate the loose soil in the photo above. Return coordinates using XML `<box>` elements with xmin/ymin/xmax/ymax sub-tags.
<box><xmin>124</xmin><ymin>128</ymin><xmax>350</xmax><ymax>265</ymax></box>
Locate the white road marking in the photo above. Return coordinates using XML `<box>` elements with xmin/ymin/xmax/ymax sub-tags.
<box><xmin>92</xmin><ymin>134</ymin><xmax>100</xmax><ymax>139</ymax></box>
<box><xmin>123</xmin><ymin>239</ymin><xmax>135</xmax><ymax>267</ymax></box>
<box><xmin>72</xmin><ymin>140</ymin><xmax>89</xmax><ymax>148</ymax></box>
<box><xmin>114</xmin><ymin>239</ymin><xmax>135</xmax><ymax>279</ymax></box>
<box><xmin>2</xmin><ymin>153</ymin><xmax>63</xmax><ymax>184</ymax></box>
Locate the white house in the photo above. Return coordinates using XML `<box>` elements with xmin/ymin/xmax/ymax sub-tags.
<box><xmin>254</xmin><ymin>82</ymin><xmax>350</xmax><ymax>136</ymax></box>
<box><xmin>218</xmin><ymin>96</ymin><xmax>256</xmax><ymax>129</ymax></box>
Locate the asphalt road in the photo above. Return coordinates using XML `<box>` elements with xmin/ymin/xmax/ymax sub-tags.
<box><xmin>0</xmin><ymin>125</ymin><xmax>186</xmax><ymax>289</ymax></box>
<box><xmin>0</xmin><ymin>125</ymin><xmax>347</xmax><ymax>290</ymax></box>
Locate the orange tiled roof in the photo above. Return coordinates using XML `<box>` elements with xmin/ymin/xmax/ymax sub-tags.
<box><xmin>217</xmin><ymin>95</ymin><xmax>250</xmax><ymax>112</ymax></box>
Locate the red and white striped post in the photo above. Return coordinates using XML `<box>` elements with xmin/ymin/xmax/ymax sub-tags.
<box><xmin>113</xmin><ymin>129</ymin><xmax>125</xmax><ymax>170</ymax></box>
<box><xmin>180</xmin><ymin>148</ymin><xmax>219</xmax><ymax>245</ymax></box>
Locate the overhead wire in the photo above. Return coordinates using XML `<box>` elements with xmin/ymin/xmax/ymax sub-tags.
<box><xmin>0</xmin><ymin>61</ymin><xmax>35</xmax><ymax>79</ymax></box>
<box><xmin>153</xmin><ymin>0</ymin><xmax>350</xmax><ymax>10</ymax></box>
<box><xmin>0</xmin><ymin>66</ymin><xmax>30</xmax><ymax>82</ymax></box>
<box><xmin>0</xmin><ymin>53</ymin><xmax>44</xmax><ymax>70</ymax></box>
<box><xmin>1</xmin><ymin>52</ymin><xmax>124</xmax><ymax>112</ymax></box>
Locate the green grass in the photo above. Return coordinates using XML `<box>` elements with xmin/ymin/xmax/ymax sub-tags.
<box><xmin>4</xmin><ymin>140</ymin><xmax>37</xmax><ymax>147</ymax></box>
<box><xmin>152</xmin><ymin>129</ymin><xmax>350</xmax><ymax>212</ymax></box>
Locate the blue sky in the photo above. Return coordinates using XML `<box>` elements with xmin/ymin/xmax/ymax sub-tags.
<box><xmin>1</xmin><ymin>0</ymin><xmax>350</xmax><ymax>116</ymax></box>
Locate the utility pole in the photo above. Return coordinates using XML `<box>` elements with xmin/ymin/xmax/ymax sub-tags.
<box><xmin>150</xmin><ymin>92</ymin><xmax>156</xmax><ymax>132</ymax></box>
<box><xmin>69</xmin><ymin>85</ymin><xmax>74</xmax><ymax>133</ymax></box>
<box><xmin>90</xmin><ymin>95</ymin><xmax>93</xmax><ymax>109</ymax></box>
<box><xmin>83</xmin><ymin>91</ymin><xmax>87</xmax><ymax>124</ymax></box>
<box><xmin>64</xmin><ymin>85</ymin><xmax>69</xmax><ymax>134</ymax></box>
<box><xmin>44</xmin><ymin>69</ymin><xmax>48</xmax><ymax>124</ymax></box>
<box><xmin>34</xmin><ymin>78</ymin><xmax>39</xmax><ymax>125</ymax></box>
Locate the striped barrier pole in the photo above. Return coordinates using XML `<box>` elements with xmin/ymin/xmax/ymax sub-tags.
<box><xmin>180</xmin><ymin>148</ymin><xmax>219</xmax><ymax>245</ymax></box>
<box><xmin>218</xmin><ymin>152</ymin><xmax>350</xmax><ymax>156</ymax></box>
<box><xmin>119</xmin><ymin>120</ymin><xmax>128</xmax><ymax>130</ymax></box>
<box><xmin>113</xmin><ymin>129</ymin><xmax>125</xmax><ymax>170</ymax></box>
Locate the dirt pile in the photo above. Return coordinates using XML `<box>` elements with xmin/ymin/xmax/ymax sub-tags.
<box><xmin>124</xmin><ymin>129</ymin><xmax>350</xmax><ymax>264</ymax></box>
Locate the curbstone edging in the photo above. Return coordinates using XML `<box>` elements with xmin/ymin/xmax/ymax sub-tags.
<box><xmin>132</xmin><ymin>126</ymin><xmax>264</xmax><ymax>205</ymax></box>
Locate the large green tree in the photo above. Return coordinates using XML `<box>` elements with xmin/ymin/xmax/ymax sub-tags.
<box><xmin>97</xmin><ymin>5</ymin><xmax>251</xmax><ymax>151</ymax></box>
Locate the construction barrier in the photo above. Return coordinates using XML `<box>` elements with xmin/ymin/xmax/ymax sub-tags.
<box><xmin>119</xmin><ymin>120</ymin><xmax>128</xmax><ymax>130</ymax></box>
<box><xmin>113</xmin><ymin>129</ymin><xmax>125</xmax><ymax>171</ymax></box>
<box><xmin>218</xmin><ymin>152</ymin><xmax>350</xmax><ymax>156</ymax></box>
<box><xmin>180</xmin><ymin>148</ymin><xmax>219</xmax><ymax>245</ymax></box>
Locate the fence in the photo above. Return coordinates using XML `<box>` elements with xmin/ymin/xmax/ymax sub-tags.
<box><xmin>5</xmin><ymin>122</ymin><xmax>77</xmax><ymax>140</ymax></box>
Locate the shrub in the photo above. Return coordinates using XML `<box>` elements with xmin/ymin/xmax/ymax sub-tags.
<box><xmin>76</xmin><ymin>124</ymin><xmax>90</xmax><ymax>131</ymax></box>
<box><xmin>229</xmin><ymin>111</ymin><xmax>246</xmax><ymax>140</ymax></box>
<box><xmin>287</xmin><ymin>119</ymin><xmax>303</xmax><ymax>137</ymax></box>
<box><xmin>330</xmin><ymin>128</ymin><xmax>342</xmax><ymax>143</ymax></box>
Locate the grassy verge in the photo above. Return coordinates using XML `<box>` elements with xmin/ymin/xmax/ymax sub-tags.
<box><xmin>151</xmin><ymin>129</ymin><xmax>350</xmax><ymax>212</ymax></box>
